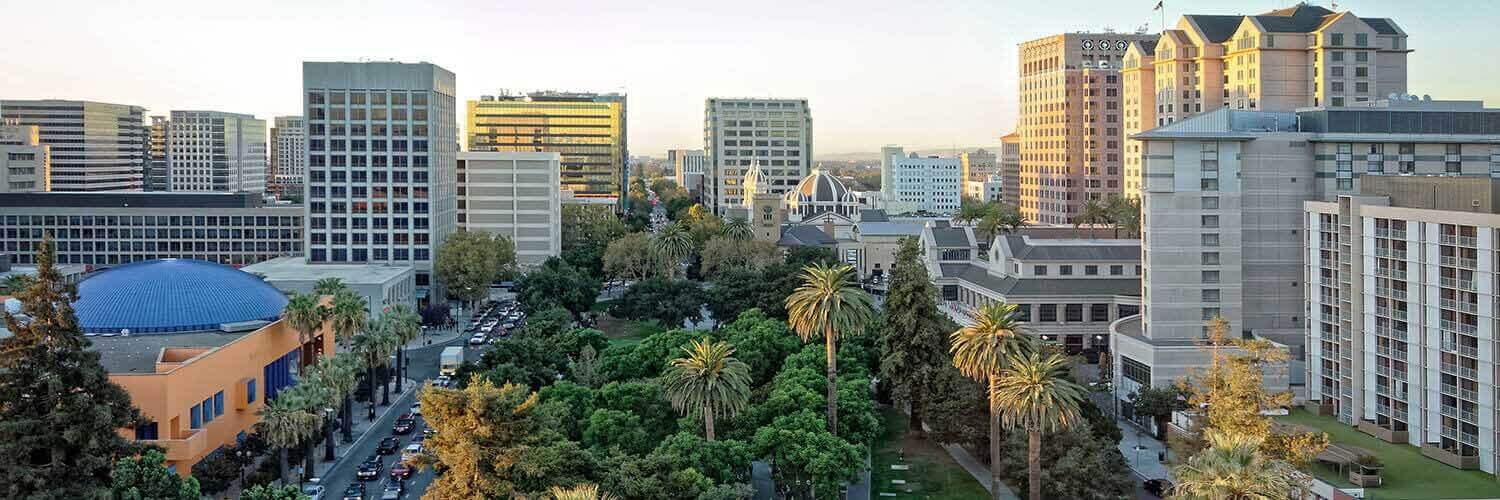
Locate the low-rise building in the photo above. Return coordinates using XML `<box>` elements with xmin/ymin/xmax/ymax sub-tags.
<box><xmin>965</xmin><ymin>175</ymin><xmax>1004</xmax><ymax>203</ymax></box>
<box><xmin>926</xmin><ymin>225</ymin><xmax>1142</xmax><ymax>352</ymax></box>
<box><xmin>0</xmin><ymin>192</ymin><xmax>302</xmax><ymax>267</ymax></box>
<box><xmin>0</xmin><ymin>123</ymin><xmax>49</xmax><ymax>192</ymax></box>
<box><xmin>241</xmin><ymin>256</ymin><xmax>415</xmax><ymax>320</ymax></box>
<box><xmin>456</xmin><ymin>151</ymin><xmax>562</xmax><ymax>267</ymax></box>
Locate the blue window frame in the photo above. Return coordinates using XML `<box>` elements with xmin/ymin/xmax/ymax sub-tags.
<box><xmin>135</xmin><ymin>421</ymin><xmax>159</xmax><ymax>441</ymax></box>
<box><xmin>202</xmin><ymin>397</ymin><xmax>214</xmax><ymax>423</ymax></box>
<box><xmin>189</xmin><ymin>404</ymin><xmax>202</xmax><ymax>429</ymax></box>
<box><xmin>247</xmin><ymin>379</ymin><xmax>258</xmax><ymax>404</ymax></box>
<box><xmin>263</xmin><ymin>348</ymin><xmax>301</xmax><ymax>401</ymax></box>
<box><xmin>214</xmin><ymin>391</ymin><xmax>225</xmax><ymax>417</ymax></box>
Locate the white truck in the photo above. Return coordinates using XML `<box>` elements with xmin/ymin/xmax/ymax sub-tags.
<box><xmin>439</xmin><ymin>346</ymin><xmax>463</xmax><ymax>377</ymax></box>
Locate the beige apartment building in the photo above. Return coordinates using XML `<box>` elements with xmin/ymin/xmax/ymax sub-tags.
<box><xmin>0</xmin><ymin>123</ymin><xmax>49</xmax><ymax>192</ymax></box>
<box><xmin>1123</xmin><ymin>3</ymin><xmax>1410</xmax><ymax>198</ymax></box>
<box><xmin>1017</xmin><ymin>32</ymin><xmax>1155</xmax><ymax>224</ymax></box>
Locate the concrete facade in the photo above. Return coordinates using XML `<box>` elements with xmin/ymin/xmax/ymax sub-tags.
<box><xmin>0</xmin><ymin>100</ymin><xmax>146</xmax><ymax>191</ymax></box>
<box><xmin>667</xmin><ymin>149</ymin><xmax>705</xmax><ymax>198</ymax></box>
<box><xmin>703</xmin><ymin>98</ymin><xmax>812</xmax><ymax>214</ymax></box>
<box><xmin>999</xmin><ymin>133</ymin><xmax>1020</xmax><ymax>206</ymax></box>
<box><xmin>0</xmin><ymin>124</ymin><xmax>48</xmax><ymax>192</ymax></box>
<box><xmin>270</xmin><ymin>116</ymin><xmax>306</xmax><ymax>197</ymax></box>
<box><xmin>242</xmin><ymin>255</ymin><xmax>416</xmax><ymax>319</ymax></box>
<box><xmin>887</xmin><ymin>153</ymin><xmax>962</xmax><ymax>214</ymax></box>
<box><xmin>456</xmin><ymin>151</ymin><xmax>562</xmax><ymax>267</ymax></box>
<box><xmin>167</xmin><ymin>110</ymin><xmax>267</xmax><ymax>193</ymax></box>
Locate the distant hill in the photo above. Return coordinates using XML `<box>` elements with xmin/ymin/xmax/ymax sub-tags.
<box><xmin>816</xmin><ymin>146</ymin><xmax>997</xmax><ymax>162</ymax></box>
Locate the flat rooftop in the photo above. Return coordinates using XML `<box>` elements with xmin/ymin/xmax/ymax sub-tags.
<box><xmin>241</xmin><ymin>256</ymin><xmax>412</xmax><ymax>284</ymax></box>
<box><xmin>0</xmin><ymin>191</ymin><xmax>266</xmax><ymax>209</ymax></box>
<box><xmin>90</xmin><ymin>331</ymin><xmax>250</xmax><ymax>374</ymax></box>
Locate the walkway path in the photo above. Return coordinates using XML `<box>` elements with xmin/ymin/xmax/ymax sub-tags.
<box><xmin>1118</xmin><ymin>422</ymin><xmax>1171</xmax><ymax>481</ymax></box>
<box><xmin>915</xmin><ymin>419</ymin><xmax>1022</xmax><ymax>500</ymax></box>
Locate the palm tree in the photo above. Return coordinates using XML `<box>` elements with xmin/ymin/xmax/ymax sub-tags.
<box><xmin>549</xmin><ymin>484</ymin><xmax>617</xmax><ymax>500</ymax></box>
<box><xmin>329</xmin><ymin>290</ymin><xmax>368</xmax><ymax>348</ymax></box>
<box><xmin>949</xmin><ymin>301</ymin><xmax>1033</xmax><ymax>500</ymax></box>
<box><xmin>306</xmin><ymin>354</ymin><xmax>359</xmax><ymax>449</ymax></box>
<box><xmin>991</xmin><ymin>351</ymin><xmax>1088</xmax><ymax>500</ymax></box>
<box><xmin>661</xmin><ymin>338</ymin><xmax>752</xmax><ymax>441</ymax></box>
<box><xmin>784</xmin><ymin>263</ymin><xmax>876</xmax><ymax>436</ymax></box>
<box><xmin>1173</xmin><ymin>429</ymin><xmax>1303</xmax><ymax>499</ymax></box>
<box><xmin>0</xmin><ymin>274</ymin><xmax>35</xmax><ymax>294</ymax></box>
<box><xmin>652</xmin><ymin>221</ymin><xmax>694</xmax><ymax>277</ymax></box>
<box><xmin>282</xmin><ymin>383</ymin><xmax>335</xmax><ymax>484</ymax></box>
<box><xmin>283</xmin><ymin>293</ymin><xmax>327</xmax><ymax>348</ymax></box>
<box><xmin>351</xmin><ymin>327</ymin><xmax>392</xmax><ymax>419</ymax></box>
<box><xmin>1106</xmin><ymin>196</ymin><xmax>1141</xmax><ymax>238</ymax></box>
<box><xmin>1073</xmin><ymin>198</ymin><xmax>1112</xmax><ymax>239</ymax></box>
<box><xmin>385</xmin><ymin>304</ymin><xmax>421</xmax><ymax>393</ymax></box>
<box><xmin>721</xmin><ymin>216</ymin><xmax>753</xmax><ymax>240</ymax></box>
<box><xmin>313</xmin><ymin>277</ymin><xmax>347</xmax><ymax>296</ymax></box>
<box><xmin>976</xmin><ymin>203</ymin><xmax>1027</xmax><ymax>243</ymax></box>
<box><xmin>955</xmin><ymin>200</ymin><xmax>989</xmax><ymax>226</ymax></box>
<box><xmin>256</xmin><ymin>392</ymin><xmax>321</xmax><ymax>485</ymax></box>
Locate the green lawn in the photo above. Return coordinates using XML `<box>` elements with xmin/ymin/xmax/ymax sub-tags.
<box><xmin>870</xmin><ymin>407</ymin><xmax>989</xmax><ymax>500</ymax></box>
<box><xmin>1277</xmin><ymin>409</ymin><xmax>1498</xmax><ymax>500</ymax></box>
<box><xmin>597</xmin><ymin>315</ymin><xmax>659</xmax><ymax>348</ymax></box>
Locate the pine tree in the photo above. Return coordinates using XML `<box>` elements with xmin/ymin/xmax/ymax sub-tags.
<box><xmin>0</xmin><ymin>236</ymin><xmax>144</xmax><ymax>498</ymax></box>
<box><xmin>877</xmin><ymin>236</ymin><xmax>956</xmax><ymax>436</ymax></box>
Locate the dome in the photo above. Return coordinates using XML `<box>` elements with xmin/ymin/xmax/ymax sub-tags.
<box><xmin>74</xmin><ymin>259</ymin><xmax>288</xmax><ymax>334</ymax></box>
<box><xmin>783</xmin><ymin>168</ymin><xmax>860</xmax><ymax>219</ymax></box>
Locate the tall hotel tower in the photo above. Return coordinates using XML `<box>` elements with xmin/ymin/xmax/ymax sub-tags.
<box><xmin>703</xmin><ymin>98</ymin><xmax>812</xmax><ymax>215</ymax></box>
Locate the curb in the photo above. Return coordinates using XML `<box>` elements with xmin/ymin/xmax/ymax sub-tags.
<box><xmin>312</xmin><ymin>378</ymin><xmax>421</xmax><ymax>481</ymax></box>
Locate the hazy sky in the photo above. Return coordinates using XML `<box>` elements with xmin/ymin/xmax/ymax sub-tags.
<box><xmin>2</xmin><ymin>0</ymin><xmax>1496</xmax><ymax>156</ymax></box>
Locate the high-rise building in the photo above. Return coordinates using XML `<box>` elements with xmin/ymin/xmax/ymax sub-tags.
<box><xmin>0</xmin><ymin>99</ymin><xmax>146</xmax><ymax>191</ymax></box>
<box><xmin>456</xmin><ymin>151</ymin><xmax>562</xmax><ymax>267</ymax></box>
<box><xmin>270</xmin><ymin>116</ymin><xmax>307</xmax><ymax>197</ymax></box>
<box><xmin>1114</xmin><ymin>100</ymin><xmax>1500</xmax><ymax>445</ymax></box>
<box><xmin>703</xmin><ymin>98</ymin><xmax>813</xmax><ymax>215</ymax></box>
<box><xmin>166</xmin><ymin>111</ymin><xmax>267</xmax><ymax>193</ymax></box>
<box><xmin>0</xmin><ymin>123</ymin><xmax>49</xmax><ymax>192</ymax></box>
<box><xmin>145</xmin><ymin>116</ymin><xmax>169</xmax><ymax>191</ymax></box>
<box><xmin>1017</xmin><ymin>32</ymin><xmax>1156</xmax><ymax>224</ymax></box>
<box><xmin>466</xmin><ymin>92</ymin><xmax>627</xmax><ymax>209</ymax></box>
<box><xmin>1122</xmin><ymin>4</ymin><xmax>1409</xmax><ymax>198</ymax></box>
<box><xmin>879</xmin><ymin>145</ymin><xmax>904</xmax><ymax>200</ymax></box>
<box><xmin>999</xmin><ymin>132</ymin><xmax>1020</xmax><ymax>206</ymax></box>
<box><xmin>302</xmin><ymin>61</ymin><xmax>458</xmax><ymax>304</ymax></box>
<box><xmin>959</xmin><ymin>148</ymin><xmax>997</xmax><ymax>181</ymax></box>
<box><xmin>667</xmin><ymin>149</ymin><xmax>705</xmax><ymax>198</ymax></box>
<box><xmin>887</xmin><ymin>152</ymin><xmax>962</xmax><ymax>214</ymax></box>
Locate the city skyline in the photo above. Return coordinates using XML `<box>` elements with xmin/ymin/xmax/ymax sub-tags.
<box><xmin>3</xmin><ymin>0</ymin><xmax>1496</xmax><ymax>156</ymax></box>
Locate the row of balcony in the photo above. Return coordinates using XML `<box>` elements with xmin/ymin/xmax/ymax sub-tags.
<box><xmin>1374</xmin><ymin>306</ymin><xmax>1409</xmax><ymax>320</ymax></box>
<box><xmin>1440</xmin><ymin>426</ymin><xmax>1480</xmax><ymax>446</ymax></box>
<box><xmin>1439</xmin><ymin>276</ymin><xmax>1476</xmax><ymax>291</ymax></box>
<box><xmin>1440</xmin><ymin>320</ymin><xmax>1478</xmax><ymax>335</ymax></box>
<box><xmin>1439</xmin><ymin>255</ymin><xmax>1478</xmax><ymax>269</ymax></box>
<box><xmin>1440</xmin><ymin>340</ymin><xmax>1480</xmax><ymax>358</ymax></box>
<box><xmin>1439</xmin><ymin>298</ymin><xmax>1478</xmax><ymax>314</ymax></box>
<box><xmin>1375</xmin><ymin>403</ymin><xmax>1408</xmax><ymax>420</ymax></box>
<box><xmin>1441</xmin><ymin>382</ymin><xmax>1479</xmax><ymax>402</ymax></box>
<box><xmin>1374</xmin><ymin>325</ymin><xmax>1407</xmax><ymax>341</ymax></box>
<box><xmin>1374</xmin><ymin>267</ymin><xmax>1408</xmax><ymax>280</ymax></box>
<box><xmin>1439</xmin><ymin>234</ymin><xmax>1478</xmax><ymax>247</ymax></box>
<box><xmin>1374</xmin><ymin>228</ymin><xmax>1407</xmax><ymax>239</ymax></box>
<box><xmin>1376</xmin><ymin>365</ymin><xmax>1409</xmax><ymax>382</ymax></box>
<box><xmin>1375</xmin><ymin>344</ymin><xmax>1406</xmax><ymax>359</ymax></box>
<box><xmin>1439</xmin><ymin>404</ymin><xmax>1478</xmax><ymax>424</ymax></box>
<box><xmin>1375</xmin><ymin>247</ymin><xmax>1409</xmax><ymax>260</ymax></box>
<box><xmin>1440</xmin><ymin>361</ymin><xmax>1479</xmax><ymax>380</ymax></box>
<box><xmin>1376</xmin><ymin>287</ymin><xmax>1408</xmax><ymax>300</ymax></box>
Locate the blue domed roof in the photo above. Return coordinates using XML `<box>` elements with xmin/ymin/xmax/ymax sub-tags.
<box><xmin>74</xmin><ymin>259</ymin><xmax>288</xmax><ymax>334</ymax></box>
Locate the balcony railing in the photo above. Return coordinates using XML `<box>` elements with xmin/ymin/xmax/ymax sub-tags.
<box><xmin>1376</xmin><ymin>287</ymin><xmax>1408</xmax><ymax>300</ymax></box>
<box><xmin>1440</xmin><ymin>298</ymin><xmax>1478</xmax><ymax>314</ymax></box>
<box><xmin>1374</xmin><ymin>267</ymin><xmax>1407</xmax><ymax>280</ymax></box>
<box><xmin>1439</xmin><ymin>234</ymin><xmax>1477</xmax><ymax>247</ymax></box>
<box><xmin>1441</xmin><ymin>426</ymin><xmax>1480</xmax><ymax>446</ymax></box>
<box><xmin>1374</xmin><ymin>325</ymin><xmax>1407</xmax><ymax>341</ymax></box>
<box><xmin>1440</xmin><ymin>405</ymin><xmax>1478</xmax><ymax>423</ymax></box>
<box><xmin>1440</xmin><ymin>340</ymin><xmax>1480</xmax><ymax>358</ymax></box>
<box><xmin>1441</xmin><ymin>383</ymin><xmax>1479</xmax><ymax>402</ymax></box>
<box><xmin>1375</xmin><ymin>247</ymin><xmax>1408</xmax><ymax>260</ymax></box>
<box><xmin>1374</xmin><ymin>306</ymin><xmax>1408</xmax><ymax>320</ymax></box>
<box><xmin>1440</xmin><ymin>256</ymin><xmax>1478</xmax><ymax>269</ymax></box>
<box><xmin>1374</xmin><ymin>228</ymin><xmax>1407</xmax><ymax>239</ymax></box>
<box><xmin>1440</xmin><ymin>277</ymin><xmax>1476</xmax><ymax>291</ymax></box>
<box><xmin>1439</xmin><ymin>320</ymin><xmax>1478</xmax><ymax>336</ymax></box>
<box><xmin>1319</xmin><ymin>258</ymin><xmax>1340</xmax><ymax>268</ymax></box>
<box><xmin>1321</xmin><ymin>312</ymin><xmax>1339</xmax><ymax>324</ymax></box>
<box><xmin>1441</xmin><ymin>362</ymin><xmax>1478</xmax><ymax>380</ymax></box>
<box><xmin>1375</xmin><ymin>344</ymin><xmax>1405</xmax><ymax>359</ymax></box>
<box><xmin>1376</xmin><ymin>365</ymin><xmax>1409</xmax><ymax>381</ymax></box>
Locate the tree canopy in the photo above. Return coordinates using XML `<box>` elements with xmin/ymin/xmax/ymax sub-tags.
<box><xmin>514</xmin><ymin>257</ymin><xmax>601</xmax><ymax>319</ymax></box>
<box><xmin>435</xmin><ymin>229</ymin><xmax>517</xmax><ymax>303</ymax></box>
<box><xmin>609</xmin><ymin>277</ymin><xmax>704</xmax><ymax>329</ymax></box>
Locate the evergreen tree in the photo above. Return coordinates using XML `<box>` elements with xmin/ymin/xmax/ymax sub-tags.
<box><xmin>110</xmin><ymin>449</ymin><xmax>201</xmax><ymax>500</ymax></box>
<box><xmin>0</xmin><ymin>236</ymin><xmax>145</xmax><ymax>499</ymax></box>
<box><xmin>876</xmin><ymin>236</ymin><xmax>957</xmax><ymax>436</ymax></box>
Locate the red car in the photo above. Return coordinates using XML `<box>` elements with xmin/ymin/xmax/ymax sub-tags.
<box><xmin>389</xmin><ymin>462</ymin><xmax>413</xmax><ymax>480</ymax></box>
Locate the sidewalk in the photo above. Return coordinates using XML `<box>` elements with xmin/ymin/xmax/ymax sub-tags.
<box><xmin>1118</xmin><ymin>422</ymin><xmax>1171</xmax><ymax>481</ymax></box>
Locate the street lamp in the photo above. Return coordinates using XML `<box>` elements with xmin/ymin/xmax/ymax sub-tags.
<box><xmin>235</xmin><ymin>448</ymin><xmax>251</xmax><ymax>487</ymax></box>
<box><xmin>323</xmin><ymin>407</ymin><xmax>336</xmax><ymax>461</ymax></box>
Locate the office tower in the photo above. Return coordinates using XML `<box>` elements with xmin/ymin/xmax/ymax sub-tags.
<box><xmin>999</xmin><ymin>132</ymin><xmax>1020</xmax><ymax>206</ymax></box>
<box><xmin>959</xmin><ymin>148</ymin><xmax>997</xmax><ymax>181</ymax></box>
<box><xmin>0</xmin><ymin>100</ymin><xmax>146</xmax><ymax>191</ymax></box>
<box><xmin>1122</xmin><ymin>4</ymin><xmax>1410</xmax><ymax>198</ymax></box>
<box><xmin>270</xmin><ymin>116</ymin><xmax>307</xmax><ymax>197</ymax></box>
<box><xmin>0</xmin><ymin>192</ymin><xmax>302</xmax><ymax>267</ymax></box>
<box><xmin>166</xmin><ymin>111</ymin><xmax>267</xmax><ymax>193</ymax></box>
<box><xmin>1114</xmin><ymin>99</ymin><xmax>1500</xmax><ymax>430</ymax></box>
<box><xmin>703</xmin><ymin>98</ymin><xmax>813</xmax><ymax>215</ymax></box>
<box><xmin>456</xmin><ymin>151</ymin><xmax>562</xmax><ymax>266</ymax></box>
<box><xmin>145</xmin><ymin>116</ymin><xmax>169</xmax><ymax>191</ymax></box>
<box><xmin>0</xmin><ymin>123</ymin><xmax>49</xmax><ymax>192</ymax></box>
<box><xmin>1306</xmin><ymin>173</ymin><xmax>1500</xmax><ymax>474</ymax></box>
<box><xmin>467</xmin><ymin>92</ymin><xmax>627</xmax><ymax>210</ymax></box>
<box><xmin>1017</xmin><ymin>32</ymin><xmax>1155</xmax><ymax>224</ymax></box>
<box><xmin>888</xmin><ymin>153</ymin><xmax>962</xmax><ymax>214</ymax></box>
<box><xmin>302</xmin><ymin>61</ymin><xmax>458</xmax><ymax>304</ymax></box>
<box><xmin>667</xmin><ymin>149</ymin><xmax>705</xmax><ymax>197</ymax></box>
<box><xmin>879</xmin><ymin>145</ymin><xmax>904</xmax><ymax>199</ymax></box>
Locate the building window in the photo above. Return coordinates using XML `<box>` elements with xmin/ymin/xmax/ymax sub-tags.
<box><xmin>1065</xmin><ymin>304</ymin><xmax>1084</xmax><ymax>322</ymax></box>
<box><xmin>1337</xmin><ymin>178</ymin><xmax>1353</xmax><ymax>190</ymax></box>
<box><xmin>1202</xmin><ymin>197</ymin><xmax>1219</xmax><ymax>209</ymax></box>
<box><xmin>1202</xmin><ymin>252</ymin><xmax>1220</xmax><ymax>265</ymax></box>
<box><xmin>189</xmin><ymin>403</ymin><xmax>202</xmax><ymax>429</ymax></box>
<box><xmin>1201</xmin><ymin>215</ymin><xmax>1219</xmax><ymax>228</ymax></box>
<box><xmin>1202</xmin><ymin>289</ymin><xmax>1221</xmax><ymax>302</ymax></box>
<box><xmin>1059</xmin><ymin>265</ymin><xmax>1073</xmax><ymax>276</ymax></box>
<box><xmin>214</xmin><ymin>391</ymin><xmax>225</xmax><ymax>417</ymax></box>
<box><xmin>247</xmin><ymin>379</ymin><xmax>258</xmax><ymax>404</ymax></box>
<box><xmin>1355</xmin><ymin>33</ymin><xmax>1368</xmax><ymax>47</ymax></box>
<box><xmin>1085</xmin><ymin>265</ymin><xmax>1099</xmax><ymax>276</ymax></box>
<box><xmin>1090</xmin><ymin>303</ymin><xmax>1110</xmax><ymax>322</ymax></box>
<box><xmin>1202</xmin><ymin>233</ymin><xmax>1220</xmax><ymax>247</ymax></box>
<box><xmin>1039</xmin><ymin>304</ymin><xmax>1058</xmax><ymax>322</ymax></box>
<box><xmin>1122</xmin><ymin>356</ymin><xmax>1151</xmax><ymax>385</ymax></box>
<box><xmin>1330</xmin><ymin>33</ymin><xmax>1344</xmax><ymax>46</ymax></box>
<box><xmin>202</xmin><ymin>397</ymin><xmax>215</xmax><ymax>423</ymax></box>
<box><xmin>1034</xmin><ymin>265</ymin><xmax>1048</xmax><ymax>276</ymax></box>
<box><xmin>1014</xmin><ymin>304</ymin><xmax>1031</xmax><ymax>322</ymax></box>
<box><xmin>1202</xmin><ymin>270</ymin><xmax>1220</xmax><ymax>283</ymax></box>
<box><xmin>1202</xmin><ymin>307</ymin><xmax>1221</xmax><ymax>320</ymax></box>
<box><xmin>1110</xmin><ymin>265</ymin><xmax>1124</xmax><ymax>276</ymax></box>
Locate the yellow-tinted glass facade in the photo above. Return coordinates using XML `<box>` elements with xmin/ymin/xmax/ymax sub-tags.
<box><xmin>466</xmin><ymin>93</ymin><xmax>627</xmax><ymax>207</ymax></box>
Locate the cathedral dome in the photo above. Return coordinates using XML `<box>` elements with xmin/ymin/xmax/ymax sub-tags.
<box><xmin>783</xmin><ymin>168</ymin><xmax>859</xmax><ymax>219</ymax></box>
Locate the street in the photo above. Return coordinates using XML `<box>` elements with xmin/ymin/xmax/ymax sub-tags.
<box><xmin>312</xmin><ymin>332</ymin><xmax>472</xmax><ymax>499</ymax></box>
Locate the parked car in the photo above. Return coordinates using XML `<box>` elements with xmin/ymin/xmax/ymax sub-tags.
<box><xmin>376</xmin><ymin>437</ymin><xmax>400</xmax><ymax>455</ymax></box>
<box><xmin>410</xmin><ymin>402</ymin><xmax>421</xmax><ymax>416</ymax></box>
<box><xmin>501</xmin><ymin>321</ymin><xmax>517</xmax><ymax>329</ymax></box>
<box><xmin>342</xmin><ymin>482</ymin><xmax>366</xmax><ymax>500</ymax></box>
<box><xmin>393</xmin><ymin>418</ymin><xmax>415</xmax><ymax>435</ymax></box>
<box><xmin>468</xmin><ymin>333</ymin><xmax>488</xmax><ymax>345</ymax></box>
<box><xmin>422</xmin><ymin>427</ymin><xmax>437</xmax><ymax>440</ymax></box>
<box><xmin>433</xmin><ymin>375</ymin><xmax>451</xmax><ymax>388</ymax></box>
<box><xmin>380</xmin><ymin>481</ymin><xmax>404</xmax><ymax>500</ymax></box>
<box><xmin>1143</xmin><ymin>478</ymin><xmax>1173</xmax><ymax>497</ymax></box>
<box><xmin>401</xmin><ymin>443</ymin><xmax>425</xmax><ymax>463</ymax></box>
<box><xmin>388</xmin><ymin>462</ymin><xmax>413</xmax><ymax>480</ymax></box>
<box><xmin>302</xmin><ymin>484</ymin><xmax>326</xmax><ymax>500</ymax></box>
<box><xmin>356</xmin><ymin>458</ymin><xmax>383</xmax><ymax>481</ymax></box>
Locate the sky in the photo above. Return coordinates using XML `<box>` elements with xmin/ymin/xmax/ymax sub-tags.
<box><xmin>1</xmin><ymin>0</ymin><xmax>1496</xmax><ymax>156</ymax></box>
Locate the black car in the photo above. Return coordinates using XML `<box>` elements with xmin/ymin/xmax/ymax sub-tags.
<box><xmin>355</xmin><ymin>458</ymin><xmax>383</xmax><ymax>481</ymax></box>
<box><xmin>376</xmin><ymin>436</ymin><xmax>400</xmax><ymax>455</ymax></box>
<box><xmin>342</xmin><ymin>482</ymin><xmax>366</xmax><ymax>500</ymax></box>
<box><xmin>1143</xmin><ymin>478</ymin><xmax>1173</xmax><ymax>497</ymax></box>
<box><xmin>392</xmin><ymin>418</ymin><xmax>415</xmax><ymax>435</ymax></box>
